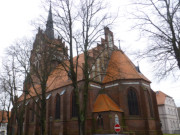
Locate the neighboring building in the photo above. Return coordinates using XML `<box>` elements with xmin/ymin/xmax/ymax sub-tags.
<box><xmin>156</xmin><ymin>91</ymin><xmax>180</xmax><ymax>134</ymax></box>
<box><xmin>0</xmin><ymin>111</ymin><xmax>10</xmax><ymax>135</ymax></box>
<box><xmin>178</xmin><ymin>107</ymin><xmax>180</xmax><ymax>121</ymax></box>
<box><xmin>10</xmin><ymin>4</ymin><xmax>162</xmax><ymax>135</ymax></box>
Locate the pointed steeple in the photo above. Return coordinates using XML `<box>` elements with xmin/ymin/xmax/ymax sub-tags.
<box><xmin>45</xmin><ymin>2</ymin><xmax>54</xmax><ymax>39</ymax></box>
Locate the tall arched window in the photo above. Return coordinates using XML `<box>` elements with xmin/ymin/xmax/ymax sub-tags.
<box><xmin>72</xmin><ymin>93</ymin><xmax>78</xmax><ymax>117</ymax></box>
<box><xmin>128</xmin><ymin>89</ymin><xmax>139</xmax><ymax>115</ymax></box>
<box><xmin>55</xmin><ymin>94</ymin><xmax>60</xmax><ymax>119</ymax></box>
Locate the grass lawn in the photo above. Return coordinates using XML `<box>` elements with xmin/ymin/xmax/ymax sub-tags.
<box><xmin>163</xmin><ymin>134</ymin><xmax>180</xmax><ymax>135</ymax></box>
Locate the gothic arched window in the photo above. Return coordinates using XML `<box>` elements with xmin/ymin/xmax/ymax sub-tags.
<box><xmin>128</xmin><ymin>89</ymin><xmax>139</xmax><ymax>115</ymax></box>
<box><xmin>55</xmin><ymin>94</ymin><xmax>60</xmax><ymax>119</ymax></box>
<box><xmin>72</xmin><ymin>93</ymin><xmax>78</xmax><ymax>117</ymax></box>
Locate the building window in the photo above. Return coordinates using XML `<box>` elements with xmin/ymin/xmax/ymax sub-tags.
<box><xmin>1</xmin><ymin>123</ymin><xmax>6</xmax><ymax>128</ymax></box>
<box><xmin>55</xmin><ymin>94</ymin><xmax>60</xmax><ymax>119</ymax></box>
<box><xmin>72</xmin><ymin>92</ymin><xmax>78</xmax><ymax>117</ymax></box>
<box><xmin>147</xmin><ymin>92</ymin><xmax>154</xmax><ymax>117</ymax></box>
<box><xmin>161</xmin><ymin>121</ymin><xmax>163</xmax><ymax>129</ymax></box>
<box><xmin>177</xmin><ymin>121</ymin><xmax>179</xmax><ymax>128</ymax></box>
<box><xmin>97</xmin><ymin>113</ymin><xmax>103</xmax><ymax>128</ymax></box>
<box><xmin>128</xmin><ymin>89</ymin><xmax>139</xmax><ymax>115</ymax></box>
<box><xmin>168</xmin><ymin>108</ymin><xmax>170</xmax><ymax>114</ymax></box>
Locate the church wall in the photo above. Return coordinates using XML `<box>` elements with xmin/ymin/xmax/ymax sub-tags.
<box><xmin>27</xmin><ymin>123</ymin><xmax>35</xmax><ymax>135</ymax></box>
<box><xmin>148</xmin><ymin>120</ymin><xmax>156</xmax><ymax>130</ymax></box>
<box><xmin>12</xmin><ymin>80</ymin><xmax>162</xmax><ymax>135</ymax></box>
<box><xmin>41</xmin><ymin>82</ymin><xmax>96</xmax><ymax>135</ymax></box>
<box><xmin>152</xmin><ymin>90</ymin><xmax>162</xmax><ymax>133</ymax></box>
<box><xmin>102</xmin><ymin>80</ymin><xmax>162</xmax><ymax>135</ymax></box>
<box><xmin>92</xmin><ymin>112</ymin><xmax>122</xmax><ymax>134</ymax></box>
<box><xmin>104</xmin><ymin>80</ymin><xmax>143</xmax><ymax>117</ymax></box>
<box><xmin>105</xmin><ymin>85</ymin><xmax>119</xmax><ymax>105</ymax></box>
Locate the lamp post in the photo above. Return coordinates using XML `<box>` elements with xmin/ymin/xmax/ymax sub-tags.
<box><xmin>49</xmin><ymin>116</ymin><xmax>53</xmax><ymax>135</ymax></box>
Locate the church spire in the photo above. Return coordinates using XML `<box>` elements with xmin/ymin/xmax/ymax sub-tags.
<box><xmin>45</xmin><ymin>2</ymin><xmax>54</xmax><ymax>39</ymax></box>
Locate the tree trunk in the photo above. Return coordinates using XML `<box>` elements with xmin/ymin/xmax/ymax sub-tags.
<box><xmin>40</xmin><ymin>83</ymin><xmax>47</xmax><ymax>135</ymax></box>
<box><xmin>40</xmin><ymin>103</ymin><xmax>46</xmax><ymax>135</ymax></box>
<box><xmin>19</xmin><ymin>124</ymin><xmax>23</xmax><ymax>135</ymax></box>
<box><xmin>17</xmin><ymin>123</ymin><xmax>23</xmax><ymax>135</ymax></box>
<box><xmin>40</xmin><ymin>118</ymin><xmax>45</xmax><ymax>135</ymax></box>
<box><xmin>7</xmin><ymin>123</ymin><xmax>9</xmax><ymax>135</ymax></box>
<box><xmin>79</xmin><ymin>120</ymin><xmax>85</xmax><ymax>135</ymax></box>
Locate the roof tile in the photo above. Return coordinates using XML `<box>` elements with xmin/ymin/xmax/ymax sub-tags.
<box><xmin>103</xmin><ymin>50</ymin><xmax>150</xmax><ymax>83</ymax></box>
<box><xmin>19</xmin><ymin>49</ymin><xmax>150</xmax><ymax>101</ymax></box>
<box><xmin>93</xmin><ymin>94</ymin><xmax>123</xmax><ymax>112</ymax></box>
<box><xmin>156</xmin><ymin>91</ymin><xmax>170</xmax><ymax>105</ymax></box>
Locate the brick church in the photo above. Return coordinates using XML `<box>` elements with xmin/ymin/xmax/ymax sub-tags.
<box><xmin>11</xmin><ymin>4</ymin><xmax>162</xmax><ymax>135</ymax></box>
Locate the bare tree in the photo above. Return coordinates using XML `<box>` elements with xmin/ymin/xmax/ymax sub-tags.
<box><xmin>28</xmin><ymin>34</ymin><xmax>66</xmax><ymax>135</ymax></box>
<box><xmin>9</xmin><ymin>33</ymin><xmax>67</xmax><ymax>135</ymax></box>
<box><xmin>0</xmin><ymin>89</ymin><xmax>10</xmax><ymax>135</ymax></box>
<box><xmin>0</xmin><ymin>38</ymin><xmax>34</xmax><ymax>135</ymax></box>
<box><xmin>0</xmin><ymin>55</ymin><xmax>25</xmax><ymax>135</ymax></box>
<box><xmin>50</xmin><ymin>0</ymin><xmax>115</xmax><ymax>134</ymax></box>
<box><xmin>131</xmin><ymin>0</ymin><xmax>180</xmax><ymax>78</ymax></box>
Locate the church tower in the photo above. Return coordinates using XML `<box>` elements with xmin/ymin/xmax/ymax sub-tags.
<box><xmin>45</xmin><ymin>3</ymin><xmax>54</xmax><ymax>39</ymax></box>
<box><xmin>29</xmin><ymin>3</ymin><xmax>68</xmax><ymax>77</ymax></box>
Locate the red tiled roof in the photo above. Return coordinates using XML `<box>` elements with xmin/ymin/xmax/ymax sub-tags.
<box><xmin>93</xmin><ymin>93</ymin><xmax>123</xmax><ymax>112</ymax></box>
<box><xmin>18</xmin><ymin>53</ymin><xmax>85</xmax><ymax>101</ymax></box>
<box><xmin>103</xmin><ymin>50</ymin><xmax>150</xmax><ymax>83</ymax></box>
<box><xmin>156</xmin><ymin>91</ymin><xmax>171</xmax><ymax>105</ymax></box>
<box><xmin>19</xmin><ymin>49</ymin><xmax>150</xmax><ymax>101</ymax></box>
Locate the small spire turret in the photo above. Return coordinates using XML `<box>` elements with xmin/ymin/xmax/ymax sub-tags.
<box><xmin>45</xmin><ymin>2</ymin><xmax>54</xmax><ymax>39</ymax></box>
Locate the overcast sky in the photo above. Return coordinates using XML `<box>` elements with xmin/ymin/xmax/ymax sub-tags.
<box><xmin>0</xmin><ymin>0</ymin><xmax>180</xmax><ymax>106</ymax></box>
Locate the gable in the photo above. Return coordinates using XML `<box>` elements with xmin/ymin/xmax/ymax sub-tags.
<box><xmin>103</xmin><ymin>50</ymin><xmax>150</xmax><ymax>83</ymax></box>
<box><xmin>156</xmin><ymin>91</ymin><xmax>171</xmax><ymax>105</ymax></box>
